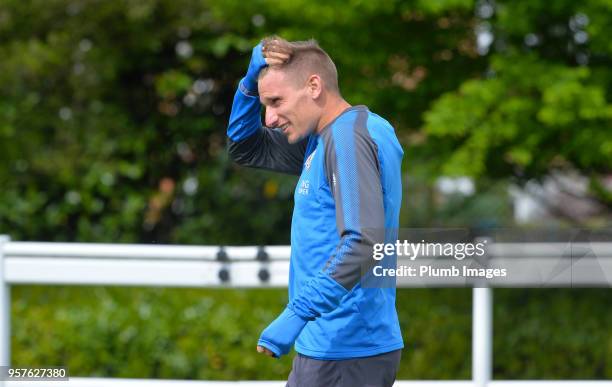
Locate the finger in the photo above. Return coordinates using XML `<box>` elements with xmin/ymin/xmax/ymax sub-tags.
<box><xmin>265</xmin><ymin>56</ymin><xmax>290</xmax><ymax>65</ymax></box>
<box><xmin>265</xmin><ymin>58</ymin><xmax>286</xmax><ymax>66</ymax></box>
<box><xmin>265</xmin><ymin>46</ymin><xmax>292</xmax><ymax>56</ymax></box>
<box><xmin>262</xmin><ymin>49</ymin><xmax>290</xmax><ymax>59</ymax></box>
<box><xmin>265</xmin><ymin>55</ymin><xmax>289</xmax><ymax>64</ymax></box>
<box><xmin>263</xmin><ymin>42</ymin><xmax>292</xmax><ymax>55</ymax></box>
<box><xmin>264</xmin><ymin>53</ymin><xmax>290</xmax><ymax>64</ymax></box>
<box><xmin>256</xmin><ymin>345</ymin><xmax>275</xmax><ymax>357</ymax></box>
<box><xmin>265</xmin><ymin>52</ymin><xmax>290</xmax><ymax>60</ymax></box>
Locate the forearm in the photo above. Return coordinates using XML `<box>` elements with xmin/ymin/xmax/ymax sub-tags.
<box><xmin>257</xmin><ymin>232</ymin><xmax>376</xmax><ymax>358</ymax></box>
<box><xmin>227</xmin><ymin>83</ymin><xmax>261</xmax><ymax>142</ymax></box>
<box><xmin>288</xmin><ymin>231</ymin><xmax>376</xmax><ymax>320</ymax></box>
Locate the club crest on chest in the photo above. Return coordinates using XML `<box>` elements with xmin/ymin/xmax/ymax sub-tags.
<box><xmin>304</xmin><ymin>149</ymin><xmax>317</xmax><ymax>170</ymax></box>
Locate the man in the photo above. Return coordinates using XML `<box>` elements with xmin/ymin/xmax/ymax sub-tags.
<box><xmin>226</xmin><ymin>36</ymin><xmax>404</xmax><ymax>387</ymax></box>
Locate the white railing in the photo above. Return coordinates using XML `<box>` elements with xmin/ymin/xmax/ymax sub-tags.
<box><xmin>1</xmin><ymin>235</ymin><xmax>611</xmax><ymax>387</ymax></box>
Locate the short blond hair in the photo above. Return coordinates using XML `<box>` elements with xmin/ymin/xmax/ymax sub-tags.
<box><xmin>259</xmin><ymin>36</ymin><xmax>339</xmax><ymax>93</ymax></box>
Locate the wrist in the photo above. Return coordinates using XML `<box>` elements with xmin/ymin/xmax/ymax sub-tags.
<box><xmin>243</xmin><ymin>42</ymin><xmax>266</xmax><ymax>94</ymax></box>
<box><xmin>258</xmin><ymin>306</ymin><xmax>308</xmax><ymax>357</ymax></box>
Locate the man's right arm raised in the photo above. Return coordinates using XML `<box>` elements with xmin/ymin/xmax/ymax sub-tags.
<box><xmin>226</xmin><ymin>42</ymin><xmax>307</xmax><ymax>176</ymax></box>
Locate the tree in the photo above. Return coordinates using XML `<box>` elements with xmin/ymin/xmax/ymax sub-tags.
<box><xmin>0</xmin><ymin>0</ymin><xmax>483</xmax><ymax>242</ymax></box>
<box><xmin>423</xmin><ymin>0</ymin><xmax>612</xmax><ymax>221</ymax></box>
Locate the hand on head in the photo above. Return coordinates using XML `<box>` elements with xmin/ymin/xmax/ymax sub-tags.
<box><xmin>262</xmin><ymin>38</ymin><xmax>292</xmax><ymax>66</ymax></box>
<box><xmin>242</xmin><ymin>37</ymin><xmax>292</xmax><ymax>92</ymax></box>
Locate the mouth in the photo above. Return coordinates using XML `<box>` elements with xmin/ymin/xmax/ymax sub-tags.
<box><xmin>279</xmin><ymin>123</ymin><xmax>290</xmax><ymax>133</ymax></box>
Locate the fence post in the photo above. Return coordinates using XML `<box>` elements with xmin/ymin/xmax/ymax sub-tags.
<box><xmin>473</xmin><ymin>287</ymin><xmax>493</xmax><ymax>387</ymax></box>
<box><xmin>0</xmin><ymin>235</ymin><xmax>10</xmax><ymax>387</ymax></box>
<box><xmin>472</xmin><ymin>236</ymin><xmax>493</xmax><ymax>387</ymax></box>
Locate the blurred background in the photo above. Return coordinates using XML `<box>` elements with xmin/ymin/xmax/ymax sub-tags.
<box><xmin>1</xmin><ymin>0</ymin><xmax>611</xmax><ymax>381</ymax></box>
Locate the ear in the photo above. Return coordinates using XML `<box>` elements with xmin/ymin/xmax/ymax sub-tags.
<box><xmin>306</xmin><ymin>74</ymin><xmax>322</xmax><ymax>99</ymax></box>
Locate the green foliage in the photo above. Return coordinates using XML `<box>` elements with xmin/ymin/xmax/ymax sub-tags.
<box><xmin>13</xmin><ymin>286</ymin><xmax>293</xmax><ymax>379</ymax></box>
<box><xmin>12</xmin><ymin>286</ymin><xmax>612</xmax><ymax>379</ymax></box>
<box><xmin>0</xmin><ymin>0</ymin><xmax>610</xmax><ymax>236</ymax></box>
<box><xmin>425</xmin><ymin>55</ymin><xmax>612</xmax><ymax>178</ymax></box>
<box><xmin>10</xmin><ymin>286</ymin><xmax>471</xmax><ymax>379</ymax></box>
<box><xmin>424</xmin><ymin>0</ymin><xmax>612</xmax><ymax>209</ymax></box>
<box><xmin>494</xmin><ymin>289</ymin><xmax>612</xmax><ymax>378</ymax></box>
<box><xmin>0</xmin><ymin>0</ymin><xmax>485</xmax><ymax>241</ymax></box>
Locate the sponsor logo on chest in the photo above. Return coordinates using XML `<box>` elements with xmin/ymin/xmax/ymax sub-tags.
<box><xmin>298</xmin><ymin>179</ymin><xmax>310</xmax><ymax>195</ymax></box>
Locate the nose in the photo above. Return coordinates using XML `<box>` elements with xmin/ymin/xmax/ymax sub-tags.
<box><xmin>265</xmin><ymin>108</ymin><xmax>278</xmax><ymax>128</ymax></box>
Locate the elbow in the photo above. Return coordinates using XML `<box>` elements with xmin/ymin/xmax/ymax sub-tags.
<box><xmin>227</xmin><ymin>128</ymin><xmax>261</xmax><ymax>167</ymax></box>
<box><xmin>227</xmin><ymin>140</ymin><xmax>243</xmax><ymax>163</ymax></box>
<box><xmin>227</xmin><ymin>139</ymin><xmax>253</xmax><ymax>166</ymax></box>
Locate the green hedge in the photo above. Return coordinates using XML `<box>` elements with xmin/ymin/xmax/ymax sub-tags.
<box><xmin>11</xmin><ymin>287</ymin><xmax>612</xmax><ymax>379</ymax></box>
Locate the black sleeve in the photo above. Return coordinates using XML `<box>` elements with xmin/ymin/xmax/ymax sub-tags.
<box><xmin>228</xmin><ymin>128</ymin><xmax>308</xmax><ymax>176</ymax></box>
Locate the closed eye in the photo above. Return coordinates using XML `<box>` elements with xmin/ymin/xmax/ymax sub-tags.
<box><xmin>261</xmin><ymin>97</ymin><xmax>281</xmax><ymax>107</ymax></box>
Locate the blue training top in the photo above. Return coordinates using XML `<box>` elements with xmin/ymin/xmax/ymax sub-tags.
<box><xmin>227</xmin><ymin>80</ymin><xmax>404</xmax><ymax>360</ymax></box>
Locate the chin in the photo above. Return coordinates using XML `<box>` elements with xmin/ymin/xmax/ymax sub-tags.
<box><xmin>286</xmin><ymin>135</ymin><xmax>300</xmax><ymax>144</ymax></box>
<box><xmin>286</xmin><ymin>129</ymin><xmax>310</xmax><ymax>144</ymax></box>
<box><xmin>285</xmin><ymin>131</ymin><xmax>300</xmax><ymax>144</ymax></box>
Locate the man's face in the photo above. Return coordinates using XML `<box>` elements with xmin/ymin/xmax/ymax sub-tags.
<box><xmin>258</xmin><ymin>68</ymin><xmax>319</xmax><ymax>144</ymax></box>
